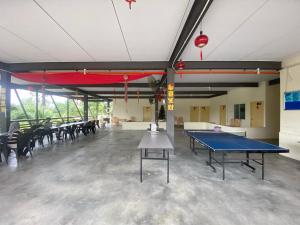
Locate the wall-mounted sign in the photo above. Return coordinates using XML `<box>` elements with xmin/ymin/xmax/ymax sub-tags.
<box><xmin>167</xmin><ymin>83</ymin><xmax>174</xmax><ymax>111</ymax></box>
<box><xmin>0</xmin><ymin>87</ymin><xmax>6</xmax><ymax>113</ymax></box>
<box><xmin>284</xmin><ymin>91</ymin><xmax>300</xmax><ymax>110</ymax></box>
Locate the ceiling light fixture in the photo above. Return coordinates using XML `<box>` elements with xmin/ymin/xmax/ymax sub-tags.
<box><xmin>257</xmin><ymin>68</ymin><xmax>260</xmax><ymax>75</ymax></box>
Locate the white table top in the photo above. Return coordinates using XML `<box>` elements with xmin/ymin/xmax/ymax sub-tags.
<box><xmin>137</xmin><ymin>132</ymin><xmax>174</xmax><ymax>150</ymax></box>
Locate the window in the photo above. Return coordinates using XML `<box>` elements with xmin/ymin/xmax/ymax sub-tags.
<box><xmin>234</xmin><ymin>104</ymin><xmax>245</xmax><ymax>119</ymax></box>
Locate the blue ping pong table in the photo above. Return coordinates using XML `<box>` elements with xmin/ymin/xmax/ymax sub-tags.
<box><xmin>186</xmin><ymin>130</ymin><xmax>289</xmax><ymax>180</ymax></box>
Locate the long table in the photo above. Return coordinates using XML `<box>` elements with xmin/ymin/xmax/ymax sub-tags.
<box><xmin>186</xmin><ymin>130</ymin><xmax>289</xmax><ymax>180</ymax></box>
<box><xmin>138</xmin><ymin>132</ymin><xmax>174</xmax><ymax>183</ymax></box>
<box><xmin>51</xmin><ymin>121</ymin><xmax>86</xmax><ymax>130</ymax></box>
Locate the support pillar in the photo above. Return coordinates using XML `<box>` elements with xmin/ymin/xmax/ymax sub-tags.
<box><xmin>166</xmin><ymin>68</ymin><xmax>175</xmax><ymax>149</ymax></box>
<box><xmin>96</xmin><ymin>102</ymin><xmax>99</xmax><ymax>120</ymax></box>
<box><xmin>83</xmin><ymin>95</ymin><xmax>88</xmax><ymax>121</ymax></box>
<box><xmin>155</xmin><ymin>97</ymin><xmax>159</xmax><ymax>123</ymax></box>
<box><xmin>35</xmin><ymin>90</ymin><xmax>39</xmax><ymax>124</ymax></box>
<box><xmin>67</xmin><ymin>98</ymin><xmax>69</xmax><ymax>122</ymax></box>
<box><xmin>0</xmin><ymin>72</ymin><xmax>11</xmax><ymax>131</ymax></box>
<box><xmin>106</xmin><ymin>101</ymin><xmax>110</xmax><ymax>115</ymax></box>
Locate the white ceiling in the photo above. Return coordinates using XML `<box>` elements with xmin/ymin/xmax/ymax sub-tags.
<box><xmin>1</xmin><ymin>0</ymin><xmax>300</xmax><ymax>63</ymax></box>
<box><xmin>0</xmin><ymin>0</ymin><xmax>192</xmax><ymax>63</ymax></box>
<box><xmin>182</xmin><ymin>0</ymin><xmax>300</xmax><ymax>61</ymax></box>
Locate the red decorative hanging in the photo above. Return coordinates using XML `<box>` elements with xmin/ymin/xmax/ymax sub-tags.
<box><xmin>123</xmin><ymin>75</ymin><xmax>129</xmax><ymax>107</ymax></box>
<box><xmin>125</xmin><ymin>0</ymin><xmax>136</xmax><ymax>9</ymax></box>
<box><xmin>13</xmin><ymin>72</ymin><xmax>162</xmax><ymax>85</ymax></box>
<box><xmin>137</xmin><ymin>89</ymin><xmax>140</xmax><ymax>104</ymax></box>
<box><xmin>194</xmin><ymin>31</ymin><xmax>209</xmax><ymax>61</ymax></box>
<box><xmin>175</xmin><ymin>59</ymin><xmax>185</xmax><ymax>78</ymax></box>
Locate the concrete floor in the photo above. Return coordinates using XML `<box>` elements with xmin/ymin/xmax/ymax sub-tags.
<box><xmin>0</xmin><ymin>129</ymin><xmax>300</xmax><ymax>225</ymax></box>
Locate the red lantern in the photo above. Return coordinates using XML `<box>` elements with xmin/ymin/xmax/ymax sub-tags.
<box><xmin>125</xmin><ymin>0</ymin><xmax>136</xmax><ymax>9</ymax></box>
<box><xmin>194</xmin><ymin>31</ymin><xmax>209</xmax><ymax>61</ymax></box>
<box><xmin>123</xmin><ymin>75</ymin><xmax>128</xmax><ymax>105</ymax></box>
<box><xmin>175</xmin><ymin>59</ymin><xmax>185</xmax><ymax>78</ymax></box>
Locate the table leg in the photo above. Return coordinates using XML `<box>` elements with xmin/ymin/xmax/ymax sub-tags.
<box><xmin>145</xmin><ymin>148</ymin><xmax>148</xmax><ymax>157</ymax></box>
<box><xmin>140</xmin><ymin>148</ymin><xmax>143</xmax><ymax>183</ymax></box>
<box><xmin>247</xmin><ymin>152</ymin><xmax>249</xmax><ymax>164</ymax></box>
<box><xmin>262</xmin><ymin>153</ymin><xmax>264</xmax><ymax>180</ymax></box>
<box><xmin>167</xmin><ymin>150</ymin><xmax>169</xmax><ymax>183</ymax></box>
<box><xmin>193</xmin><ymin>138</ymin><xmax>196</xmax><ymax>154</ymax></box>
<box><xmin>206</xmin><ymin>149</ymin><xmax>216</xmax><ymax>172</ymax></box>
<box><xmin>163</xmin><ymin>149</ymin><xmax>165</xmax><ymax>158</ymax></box>
<box><xmin>222</xmin><ymin>151</ymin><xmax>225</xmax><ymax>180</ymax></box>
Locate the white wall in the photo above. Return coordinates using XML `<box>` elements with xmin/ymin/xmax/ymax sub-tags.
<box><xmin>228</xmin><ymin>82</ymin><xmax>266</xmax><ymax>127</ymax></box>
<box><xmin>279</xmin><ymin>53</ymin><xmax>300</xmax><ymax>160</ymax></box>
<box><xmin>112</xmin><ymin>82</ymin><xmax>280</xmax><ymax>139</ymax></box>
<box><xmin>174</xmin><ymin>99</ymin><xmax>210</xmax><ymax>122</ymax></box>
<box><xmin>209</xmin><ymin>94</ymin><xmax>228</xmax><ymax>124</ymax></box>
<box><xmin>112</xmin><ymin>99</ymin><xmax>154</xmax><ymax>121</ymax></box>
<box><xmin>209</xmin><ymin>84</ymin><xmax>267</xmax><ymax>127</ymax></box>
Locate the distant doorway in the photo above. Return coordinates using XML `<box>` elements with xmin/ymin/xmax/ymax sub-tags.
<box><xmin>200</xmin><ymin>106</ymin><xmax>210</xmax><ymax>122</ymax></box>
<box><xmin>219</xmin><ymin>105</ymin><xmax>226</xmax><ymax>125</ymax></box>
<box><xmin>250</xmin><ymin>101</ymin><xmax>264</xmax><ymax>127</ymax></box>
<box><xmin>143</xmin><ymin>106</ymin><xmax>152</xmax><ymax>122</ymax></box>
<box><xmin>190</xmin><ymin>106</ymin><xmax>199</xmax><ymax>122</ymax></box>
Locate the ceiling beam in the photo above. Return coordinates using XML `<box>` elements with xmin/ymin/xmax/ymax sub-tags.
<box><xmin>169</xmin><ymin>0</ymin><xmax>214</xmax><ymax>67</ymax></box>
<box><xmin>0</xmin><ymin>62</ymin><xmax>9</xmax><ymax>70</ymax></box>
<box><xmin>8</xmin><ymin>61</ymin><xmax>168</xmax><ymax>72</ymax></box>
<box><xmin>33</xmin><ymin>90</ymin><xmax>228</xmax><ymax>96</ymax></box>
<box><xmin>175</xmin><ymin>82</ymin><xmax>259</xmax><ymax>87</ymax></box>
<box><xmin>7</xmin><ymin>60</ymin><xmax>281</xmax><ymax>72</ymax></box>
<box><xmin>158</xmin><ymin>0</ymin><xmax>212</xmax><ymax>87</ymax></box>
<box><xmin>183</xmin><ymin>61</ymin><xmax>282</xmax><ymax>70</ymax></box>
<box><xmin>65</xmin><ymin>87</ymin><xmax>108</xmax><ymax>100</ymax></box>
<box><xmin>10</xmin><ymin>82</ymin><xmax>258</xmax><ymax>90</ymax></box>
<box><xmin>88</xmin><ymin>95</ymin><xmax>215</xmax><ymax>99</ymax></box>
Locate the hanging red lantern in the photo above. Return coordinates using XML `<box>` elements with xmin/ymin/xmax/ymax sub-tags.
<box><xmin>194</xmin><ymin>31</ymin><xmax>209</xmax><ymax>61</ymax></box>
<box><xmin>125</xmin><ymin>0</ymin><xmax>136</xmax><ymax>10</ymax></box>
<box><xmin>123</xmin><ymin>75</ymin><xmax>129</xmax><ymax>108</ymax></box>
<box><xmin>175</xmin><ymin>59</ymin><xmax>185</xmax><ymax>78</ymax></box>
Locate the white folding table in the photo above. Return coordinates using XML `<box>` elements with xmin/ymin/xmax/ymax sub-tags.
<box><xmin>137</xmin><ymin>132</ymin><xmax>174</xmax><ymax>183</ymax></box>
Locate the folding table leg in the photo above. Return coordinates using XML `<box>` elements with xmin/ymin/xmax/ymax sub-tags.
<box><xmin>262</xmin><ymin>153</ymin><xmax>265</xmax><ymax>180</ymax></box>
<box><xmin>140</xmin><ymin>148</ymin><xmax>143</xmax><ymax>183</ymax></box>
<box><xmin>222</xmin><ymin>151</ymin><xmax>225</xmax><ymax>180</ymax></box>
<box><xmin>206</xmin><ymin>149</ymin><xmax>216</xmax><ymax>172</ymax></box>
<box><xmin>193</xmin><ymin>138</ymin><xmax>197</xmax><ymax>155</ymax></box>
<box><xmin>167</xmin><ymin>150</ymin><xmax>169</xmax><ymax>183</ymax></box>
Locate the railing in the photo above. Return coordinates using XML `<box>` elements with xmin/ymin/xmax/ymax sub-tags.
<box><xmin>10</xmin><ymin>116</ymin><xmax>94</xmax><ymax>130</ymax></box>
